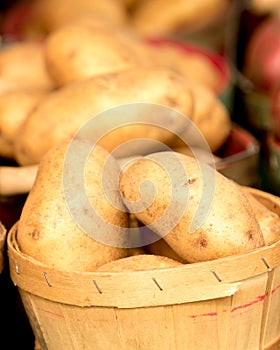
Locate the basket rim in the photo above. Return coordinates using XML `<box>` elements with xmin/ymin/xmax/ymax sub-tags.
<box><xmin>7</xmin><ymin>188</ymin><xmax>280</xmax><ymax>308</ymax></box>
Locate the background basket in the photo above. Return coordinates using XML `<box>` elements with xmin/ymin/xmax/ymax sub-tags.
<box><xmin>0</xmin><ymin>221</ymin><xmax>6</xmax><ymax>274</ymax></box>
<box><xmin>7</xmin><ymin>187</ymin><xmax>280</xmax><ymax>350</ymax></box>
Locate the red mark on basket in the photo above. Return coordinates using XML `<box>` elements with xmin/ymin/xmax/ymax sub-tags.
<box><xmin>39</xmin><ymin>308</ymin><xmax>65</xmax><ymax>319</ymax></box>
<box><xmin>271</xmin><ymin>284</ymin><xmax>280</xmax><ymax>295</ymax></box>
<box><xmin>188</xmin><ymin>283</ymin><xmax>280</xmax><ymax>319</ymax></box>
<box><xmin>189</xmin><ymin>312</ymin><xmax>217</xmax><ymax>319</ymax></box>
<box><xmin>231</xmin><ymin>294</ymin><xmax>265</xmax><ymax>313</ymax></box>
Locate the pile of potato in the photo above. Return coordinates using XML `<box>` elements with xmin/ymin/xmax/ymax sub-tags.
<box><xmin>16</xmin><ymin>138</ymin><xmax>280</xmax><ymax>272</ymax></box>
<box><xmin>2</xmin><ymin>0</ymin><xmax>232</xmax><ymax>40</ymax></box>
<box><xmin>0</xmin><ymin>7</ymin><xmax>232</xmax><ymax>165</ymax></box>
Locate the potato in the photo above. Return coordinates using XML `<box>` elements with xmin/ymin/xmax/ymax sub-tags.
<box><xmin>21</xmin><ymin>0</ymin><xmax>127</xmax><ymax>38</ymax></box>
<box><xmin>131</xmin><ymin>0</ymin><xmax>230</xmax><ymax>36</ymax></box>
<box><xmin>17</xmin><ymin>139</ymin><xmax>128</xmax><ymax>271</ymax></box>
<box><xmin>245</xmin><ymin>191</ymin><xmax>280</xmax><ymax>245</ymax></box>
<box><xmin>14</xmin><ymin>67</ymin><xmax>194</xmax><ymax>165</ymax></box>
<box><xmin>141</xmin><ymin>43</ymin><xmax>223</xmax><ymax>94</ymax></box>
<box><xmin>15</xmin><ymin>67</ymin><xmax>230</xmax><ymax>165</ymax></box>
<box><xmin>0</xmin><ymin>136</ymin><xmax>13</xmax><ymax>159</ymax></box>
<box><xmin>176</xmin><ymin>82</ymin><xmax>231</xmax><ymax>153</ymax></box>
<box><xmin>44</xmin><ymin>24</ymin><xmax>139</xmax><ymax>86</ymax></box>
<box><xmin>157</xmin><ymin>82</ymin><xmax>231</xmax><ymax>153</ymax></box>
<box><xmin>119</xmin><ymin>151</ymin><xmax>265</xmax><ymax>262</ymax></box>
<box><xmin>0</xmin><ymin>90</ymin><xmax>47</xmax><ymax>159</ymax></box>
<box><xmin>0</xmin><ymin>41</ymin><xmax>54</xmax><ymax>91</ymax></box>
<box><xmin>97</xmin><ymin>254</ymin><xmax>182</xmax><ymax>272</ymax></box>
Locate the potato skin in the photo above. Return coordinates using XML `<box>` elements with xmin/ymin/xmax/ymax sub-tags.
<box><xmin>120</xmin><ymin>152</ymin><xmax>265</xmax><ymax>262</ymax></box>
<box><xmin>17</xmin><ymin>139</ymin><xmax>128</xmax><ymax>271</ymax></box>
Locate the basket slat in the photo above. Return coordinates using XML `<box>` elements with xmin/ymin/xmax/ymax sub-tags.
<box><xmin>261</xmin><ymin>264</ymin><xmax>280</xmax><ymax>348</ymax></box>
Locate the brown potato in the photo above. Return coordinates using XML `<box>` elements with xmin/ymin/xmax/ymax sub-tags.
<box><xmin>0</xmin><ymin>136</ymin><xmax>13</xmax><ymax>159</ymax></box>
<box><xmin>131</xmin><ymin>0</ymin><xmax>230</xmax><ymax>36</ymax></box>
<box><xmin>119</xmin><ymin>151</ymin><xmax>265</xmax><ymax>262</ymax></box>
<box><xmin>17</xmin><ymin>139</ymin><xmax>128</xmax><ymax>271</ymax></box>
<box><xmin>97</xmin><ymin>254</ymin><xmax>182</xmax><ymax>272</ymax></box>
<box><xmin>14</xmin><ymin>67</ymin><xmax>194</xmax><ymax>165</ymax></box>
<box><xmin>0</xmin><ymin>41</ymin><xmax>54</xmax><ymax>90</ymax></box>
<box><xmin>180</xmin><ymin>82</ymin><xmax>231</xmax><ymax>153</ymax></box>
<box><xmin>44</xmin><ymin>24</ymin><xmax>139</xmax><ymax>86</ymax></box>
<box><xmin>0</xmin><ymin>90</ymin><xmax>47</xmax><ymax>159</ymax></box>
<box><xmin>245</xmin><ymin>191</ymin><xmax>280</xmax><ymax>245</ymax></box>
<box><xmin>22</xmin><ymin>0</ymin><xmax>127</xmax><ymax>38</ymax></box>
<box><xmin>15</xmin><ymin>67</ymin><xmax>230</xmax><ymax>165</ymax></box>
<box><xmin>142</xmin><ymin>43</ymin><xmax>223</xmax><ymax>94</ymax></box>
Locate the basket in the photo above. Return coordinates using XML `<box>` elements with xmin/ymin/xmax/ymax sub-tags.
<box><xmin>7</xmin><ymin>188</ymin><xmax>280</xmax><ymax>350</ymax></box>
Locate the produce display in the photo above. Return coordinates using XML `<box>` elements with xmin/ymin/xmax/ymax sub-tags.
<box><xmin>0</xmin><ymin>1</ymin><xmax>280</xmax><ymax>349</ymax></box>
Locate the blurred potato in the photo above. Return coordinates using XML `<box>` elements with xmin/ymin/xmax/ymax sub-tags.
<box><xmin>15</xmin><ymin>67</ymin><xmax>231</xmax><ymax>165</ymax></box>
<box><xmin>145</xmin><ymin>44</ymin><xmax>223</xmax><ymax>94</ymax></box>
<box><xmin>131</xmin><ymin>0</ymin><xmax>230</xmax><ymax>37</ymax></box>
<box><xmin>44</xmin><ymin>24</ymin><xmax>140</xmax><ymax>86</ymax></box>
<box><xmin>14</xmin><ymin>67</ymin><xmax>194</xmax><ymax>165</ymax></box>
<box><xmin>0</xmin><ymin>136</ymin><xmax>13</xmax><ymax>159</ymax></box>
<box><xmin>0</xmin><ymin>41</ymin><xmax>54</xmax><ymax>91</ymax></box>
<box><xmin>21</xmin><ymin>0</ymin><xmax>128</xmax><ymax>38</ymax></box>
<box><xmin>0</xmin><ymin>90</ymin><xmax>47</xmax><ymax>159</ymax></box>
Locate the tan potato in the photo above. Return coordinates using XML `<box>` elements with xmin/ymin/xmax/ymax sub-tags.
<box><xmin>0</xmin><ymin>136</ymin><xmax>13</xmax><ymax>159</ymax></box>
<box><xmin>120</xmin><ymin>151</ymin><xmax>265</xmax><ymax>262</ymax></box>
<box><xmin>97</xmin><ymin>254</ymin><xmax>182</xmax><ymax>272</ymax></box>
<box><xmin>14</xmin><ymin>67</ymin><xmax>194</xmax><ymax>165</ymax></box>
<box><xmin>44</xmin><ymin>23</ymin><xmax>139</xmax><ymax>86</ymax></box>
<box><xmin>0</xmin><ymin>78</ymin><xmax>36</xmax><ymax>95</ymax></box>
<box><xmin>131</xmin><ymin>0</ymin><xmax>230</xmax><ymax>36</ymax></box>
<box><xmin>165</xmin><ymin>82</ymin><xmax>231</xmax><ymax>153</ymax></box>
<box><xmin>245</xmin><ymin>191</ymin><xmax>280</xmax><ymax>245</ymax></box>
<box><xmin>15</xmin><ymin>67</ymin><xmax>230</xmax><ymax>165</ymax></box>
<box><xmin>22</xmin><ymin>0</ymin><xmax>127</xmax><ymax>38</ymax></box>
<box><xmin>0</xmin><ymin>90</ymin><xmax>47</xmax><ymax>159</ymax></box>
<box><xmin>0</xmin><ymin>41</ymin><xmax>54</xmax><ymax>91</ymax></box>
<box><xmin>143</xmin><ymin>43</ymin><xmax>223</xmax><ymax>94</ymax></box>
<box><xmin>184</xmin><ymin>82</ymin><xmax>231</xmax><ymax>153</ymax></box>
<box><xmin>17</xmin><ymin>139</ymin><xmax>128</xmax><ymax>271</ymax></box>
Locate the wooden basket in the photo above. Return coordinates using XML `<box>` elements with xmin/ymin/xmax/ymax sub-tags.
<box><xmin>0</xmin><ymin>221</ymin><xmax>7</xmax><ymax>274</ymax></box>
<box><xmin>7</xmin><ymin>188</ymin><xmax>280</xmax><ymax>350</ymax></box>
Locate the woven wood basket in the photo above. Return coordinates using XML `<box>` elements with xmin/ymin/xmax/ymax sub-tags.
<box><xmin>7</xmin><ymin>188</ymin><xmax>280</xmax><ymax>350</ymax></box>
